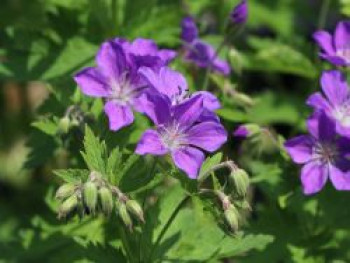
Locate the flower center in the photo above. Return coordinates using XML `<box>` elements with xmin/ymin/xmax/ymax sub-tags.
<box><xmin>159</xmin><ymin>122</ymin><xmax>187</xmax><ymax>150</ymax></box>
<box><xmin>313</xmin><ymin>142</ymin><xmax>338</xmax><ymax>164</ymax></box>
<box><xmin>333</xmin><ymin>102</ymin><xmax>350</xmax><ymax>127</ymax></box>
<box><xmin>108</xmin><ymin>74</ymin><xmax>136</xmax><ymax>105</ymax></box>
<box><xmin>336</xmin><ymin>48</ymin><xmax>350</xmax><ymax>64</ymax></box>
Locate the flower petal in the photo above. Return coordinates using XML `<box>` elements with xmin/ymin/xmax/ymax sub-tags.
<box><xmin>172</xmin><ymin>147</ymin><xmax>205</xmax><ymax>179</ymax></box>
<box><xmin>138</xmin><ymin>92</ymin><xmax>171</xmax><ymax>125</ymax></box>
<box><xmin>96</xmin><ymin>41</ymin><xmax>127</xmax><ymax>80</ymax></box>
<box><xmin>313</xmin><ymin>30</ymin><xmax>335</xmax><ymax>55</ymax></box>
<box><xmin>129</xmin><ymin>38</ymin><xmax>157</xmax><ymax>56</ymax></box>
<box><xmin>193</xmin><ymin>91</ymin><xmax>221</xmax><ymax>110</ymax></box>
<box><xmin>135</xmin><ymin>129</ymin><xmax>168</xmax><ymax>155</ymax></box>
<box><xmin>104</xmin><ymin>101</ymin><xmax>134</xmax><ymax>131</ymax></box>
<box><xmin>181</xmin><ymin>17</ymin><xmax>198</xmax><ymax>43</ymax></box>
<box><xmin>173</xmin><ymin>95</ymin><xmax>203</xmax><ymax>127</ymax></box>
<box><xmin>321</xmin><ymin>54</ymin><xmax>347</xmax><ymax>66</ymax></box>
<box><xmin>284</xmin><ymin>135</ymin><xmax>314</xmax><ymax>164</ymax></box>
<box><xmin>307</xmin><ymin>111</ymin><xmax>336</xmax><ymax>141</ymax></box>
<box><xmin>157</xmin><ymin>50</ymin><xmax>177</xmax><ymax>64</ymax></box>
<box><xmin>74</xmin><ymin>67</ymin><xmax>109</xmax><ymax>97</ymax></box>
<box><xmin>334</xmin><ymin>21</ymin><xmax>350</xmax><ymax>50</ymax></box>
<box><xmin>306</xmin><ymin>92</ymin><xmax>331</xmax><ymax>112</ymax></box>
<box><xmin>320</xmin><ymin>70</ymin><xmax>349</xmax><ymax>107</ymax></box>
<box><xmin>187</xmin><ymin>122</ymin><xmax>227</xmax><ymax>152</ymax></box>
<box><xmin>329</xmin><ymin>161</ymin><xmax>350</xmax><ymax>191</ymax></box>
<box><xmin>301</xmin><ymin>162</ymin><xmax>328</xmax><ymax>195</ymax></box>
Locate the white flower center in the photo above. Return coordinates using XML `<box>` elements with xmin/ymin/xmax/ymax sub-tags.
<box><xmin>333</xmin><ymin>103</ymin><xmax>350</xmax><ymax>127</ymax></box>
<box><xmin>108</xmin><ymin>73</ymin><xmax>135</xmax><ymax>105</ymax></box>
<box><xmin>313</xmin><ymin>142</ymin><xmax>338</xmax><ymax>164</ymax></box>
<box><xmin>337</xmin><ymin>48</ymin><xmax>350</xmax><ymax>64</ymax></box>
<box><xmin>159</xmin><ymin>122</ymin><xmax>187</xmax><ymax>150</ymax></box>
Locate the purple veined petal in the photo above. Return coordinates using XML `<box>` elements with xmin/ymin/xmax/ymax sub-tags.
<box><xmin>104</xmin><ymin>101</ymin><xmax>134</xmax><ymax>131</ymax></box>
<box><xmin>181</xmin><ymin>16</ymin><xmax>199</xmax><ymax>43</ymax></box>
<box><xmin>284</xmin><ymin>135</ymin><xmax>314</xmax><ymax>164</ymax></box>
<box><xmin>321</xmin><ymin>54</ymin><xmax>347</xmax><ymax>66</ymax></box>
<box><xmin>212</xmin><ymin>57</ymin><xmax>231</xmax><ymax>75</ymax></box>
<box><xmin>172</xmin><ymin>146</ymin><xmax>205</xmax><ymax>179</ymax></box>
<box><xmin>138</xmin><ymin>67</ymin><xmax>162</xmax><ymax>90</ymax></box>
<box><xmin>96</xmin><ymin>41</ymin><xmax>127</xmax><ymax>80</ymax></box>
<box><xmin>320</xmin><ymin>70</ymin><xmax>349</xmax><ymax>107</ymax></box>
<box><xmin>334</xmin><ymin>21</ymin><xmax>350</xmax><ymax>50</ymax></box>
<box><xmin>187</xmin><ymin>122</ymin><xmax>228</xmax><ymax>152</ymax></box>
<box><xmin>193</xmin><ymin>91</ymin><xmax>221</xmax><ymax>110</ymax></box>
<box><xmin>74</xmin><ymin>67</ymin><xmax>109</xmax><ymax>97</ymax></box>
<box><xmin>135</xmin><ymin>129</ymin><xmax>168</xmax><ymax>155</ymax></box>
<box><xmin>329</xmin><ymin>160</ymin><xmax>350</xmax><ymax>191</ymax></box>
<box><xmin>197</xmin><ymin>109</ymin><xmax>220</xmax><ymax>123</ymax></box>
<box><xmin>157</xmin><ymin>50</ymin><xmax>177</xmax><ymax>64</ymax></box>
<box><xmin>128</xmin><ymin>38</ymin><xmax>158</xmax><ymax>56</ymax></box>
<box><xmin>173</xmin><ymin>95</ymin><xmax>204</xmax><ymax>127</ymax></box>
<box><xmin>138</xmin><ymin>92</ymin><xmax>171</xmax><ymax>125</ymax></box>
<box><xmin>307</xmin><ymin>111</ymin><xmax>336</xmax><ymax>142</ymax></box>
<box><xmin>313</xmin><ymin>30</ymin><xmax>335</xmax><ymax>55</ymax></box>
<box><xmin>337</xmin><ymin>137</ymin><xmax>350</xmax><ymax>156</ymax></box>
<box><xmin>301</xmin><ymin>161</ymin><xmax>328</xmax><ymax>195</ymax></box>
<box><xmin>306</xmin><ymin>92</ymin><xmax>331</xmax><ymax>112</ymax></box>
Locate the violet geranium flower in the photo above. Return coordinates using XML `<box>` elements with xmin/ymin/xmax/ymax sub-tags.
<box><xmin>313</xmin><ymin>21</ymin><xmax>350</xmax><ymax>66</ymax></box>
<box><xmin>135</xmin><ymin>93</ymin><xmax>227</xmax><ymax>179</ymax></box>
<box><xmin>230</xmin><ymin>0</ymin><xmax>248</xmax><ymax>25</ymax></box>
<box><xmin>74</xmin><ymin>40</ymin><xmax>148</xmax><ymax>131</ymax></box>
<box><xmin>285</xmin><ymin>111</ymin><xmax>350</xmax><ymax>195</ymax></box>
<box><xmin>181</xmin><ymin>17</ymin><xmax>231</xmax><ymax>76</ymax></box>
<box><xmin>307</xmin><ymin>70</ymin><xmax>350</xmax><ymax>137</ymax></box>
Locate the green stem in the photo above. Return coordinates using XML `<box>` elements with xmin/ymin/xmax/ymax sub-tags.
<box><xmin>117</xmin><ymin>222</ymin><xmax>135</xmax><ymax>262</ymax></box>
<box><xmin>317</xmin><ymin>0</ymin><xmax>331</xmax><ymax>30</ymax></box>
<box><xmin>148</xmin><ymin>195</ymin><xmax>191</xmax><ymax>262</ymax></box>
<box><xmin>138</xmin><ymin>158</ymin><xmax>158</xmax><ymax>262</ymax></box>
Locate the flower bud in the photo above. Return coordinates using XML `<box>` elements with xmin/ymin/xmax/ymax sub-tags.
<box><xmin>224</xmin><ymin>204</ymin><xmax>239</xmax><ymax>232</ymax></box>
<box><xmin>58</xmin><ymin>116</ymin><xmax>70</xmax><ymax>134</ymax></box>
<box><xmin>126</xmin><ymin>200</ymin><xmax>145</xmax><ymax>223</ymax></box>
<box><xmin>233</xmin><ymin>124</ymin><xmax>260</xmax><ymax>138</ymax></box>
<box><xmin>58</xmin><ymin>195</ymin><xmax>78</xmax><ymax>218</ymax></box>
<box><xmin>83</xmin><ymin>181</ymin><xmax>98</xmax><ymax>213</ymax></box>
<box><xmin>230</xmin><ymin>0</ymin><xmax>248</xmax><ymax>25</ymax></box>
<box><xmin>118</xmin><ymin>202</ymin><xmax>133</xmax><ymax>230</ymax></box>
<box><xmin>99</xmin><ymin>187</ymin><xmax>114</xmax><ymax>215</ymax></box>
<box><xmin>230</xmin><ymin>168</ymin><xmax>249</xmax><ymax>197</ymax></box>
<box><xmin>215</xmin><ymin>191</ymin><xmax>231</xmax><ymax>211</ymax></box>
<box><xmin>55</xmin><ymin>183</ymin><xmax>75</xmax><ymax>200</ymax></box>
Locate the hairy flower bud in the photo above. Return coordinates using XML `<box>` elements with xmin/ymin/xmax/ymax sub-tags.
<box><xmin>224</xmin><ymin>204</ymin><xmax>239</xmax><ymax>232</ymax></box>
<box><xmin>126</xmin><ymin>200</ymin><xmax>145</xmax><ymax>223</ymax></box>
<box><xmin>233</xmin><ymin>124</ymin><xmax>260</xmax><ymax>138</ymax></box>
<box><xmin>58</xmin><ymin>116</ymin><xmax>71</xmax><ymax>134</ymax></box>
<box><xmin>118</xmin><ymin>202</ymin><xmax>133</xmax><ymax>230</ymax></box>
<box><xmin>99</xmin><ymin>187</ymin><xmax>114</xmax><ymax>215</ymax></box>
<box><xmin>55</xmin><ymin>183</ymin><xmax>75</xmax><ymax>200</ymax></box>
<box><xmin>230</xmin><ymin>168</ymin><xmax>249</xmax><ymax>197</ymax></box>
<box><xmin>58</xmin><ymin>195</ymin><xmax>78</xmax><ymax>218</ymax></box>
<box><xmin>83</xmin><ymin>181</ymin><xmax>98</xmax><ymax>213</ymax></box>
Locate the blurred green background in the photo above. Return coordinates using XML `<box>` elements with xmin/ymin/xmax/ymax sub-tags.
<box><xmin>1</xmin><ymin>0</ymin><xmax>350</xmax><ymax>262</ymax></box>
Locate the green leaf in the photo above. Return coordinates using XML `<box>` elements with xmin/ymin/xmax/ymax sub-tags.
<box><xmin>31</xmin><ymin>118</ymin><xmax>59</xmax><ymax>136</ymax></box>
<box><xmin>198</xmin><ymin>152</ymin><xmax>223</xmax><ymax>181</ymax></box>
<box><xmin>81</xmin><ymin>126</ymin><xmax>107</xmax><ymax>174</ymax></box>
<box><xmin>53</xmin><ymin>169</ymin><xmax>89</xmax><ymax>183</ymax></box>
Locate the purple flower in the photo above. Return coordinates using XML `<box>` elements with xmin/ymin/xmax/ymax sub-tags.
<box><xmin>180</xmin><ymin>17</ymin><xmax>231</xmax><ymax>76</ymax></box>
<box><xmin>307</xmin><ymin>70</ymin><xmax>350</xmax><ymax>137</ymax></box>
<box><xmin>135</xmin><ymin>93</ymin><xmax>228</xmax><ymax>179</ymax></box>
<box><xmin>139</xmin><ymin>66</ymin><xmax>221</xmax><ymax>110</ymax></box>
<box><xmin>230</xmin><ymin>0</ymin><xmax>248</xmax><ymax>25</ymax></box>
<box><xmin>285</xmin><ymin>112</ymin><xmax>350</xmax><ymax>195</ymax></box>
<box><xmin>313</xmin><ymin>21</ymin><xmax>350</xmax><ymax>66</ymax></box>
<box><xmin>74</xmin><ymin>40</ymin><xmax>147</xmax><ymax>131</ymax></box>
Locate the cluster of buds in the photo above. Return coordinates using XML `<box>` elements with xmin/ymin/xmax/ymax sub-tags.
<box><xmin>55</xmin><ymin>171</ymin><xmax>144</xmax><ymax>230</ymax></box>
<box><xmin>199</xmin><ymin>161</ymin><xmax>250</xmax><ymax>233</ymax></box>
